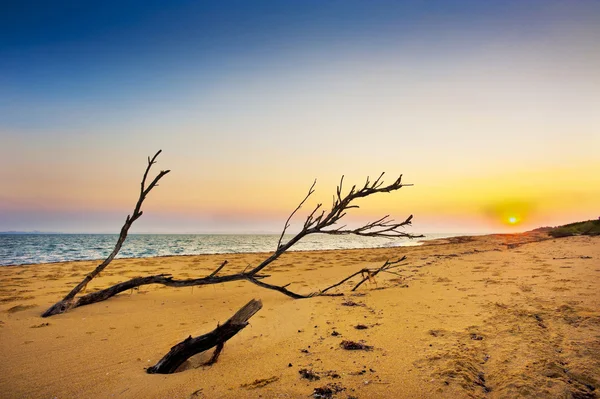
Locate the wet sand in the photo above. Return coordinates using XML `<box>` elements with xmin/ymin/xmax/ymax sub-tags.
<box><xmin>0</xmin><ymin>232</ymin><xmax>598</xmax><ymax>398</ymax></box>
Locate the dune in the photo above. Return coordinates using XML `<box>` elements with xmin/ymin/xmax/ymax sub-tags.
<box><xmin>0</xmin><ymin>232</ymin><xmax>598</xmax><ymax>398</ymax></box>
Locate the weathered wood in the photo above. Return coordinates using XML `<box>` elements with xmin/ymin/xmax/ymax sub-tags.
<box><xmin>147</xmin><ymin>299</ymin><xmax>263</xmax><ymax>374</ymax></box>
<box><xmin>42</xmin><ymin>272</ymin><xmax>268</xmax><ymax>316</ymax></box>
<box><xmin>42</xmin><ymin>171</ymin><xmax>419</xmax><ymax>317</ymax></box>
<box><xmin>318</xmin><ymin>256</ymin><xmax>407</xmax><ymax>295</ymax></box>
<box><xmin>247</xmin><ymin>173</ymin><xmax>422</xmax><ymax>277</ymax></box>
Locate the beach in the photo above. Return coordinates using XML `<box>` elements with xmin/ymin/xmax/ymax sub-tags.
<box><xmin>0</xmin><ymin>232</ymin><xmax>598</xmax><ymax>399</ymax></box>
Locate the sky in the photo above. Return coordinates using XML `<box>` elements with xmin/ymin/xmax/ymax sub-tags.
<box><xmin>1</xmin><ymin>0</ymin><xmax>599</xmax><ymax>234</ymax></box>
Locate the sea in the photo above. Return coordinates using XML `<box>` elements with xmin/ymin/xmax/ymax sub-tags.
<box><xmin>0</xmin><ymin>233</ymin><xmax>462</xmax><ymax>267</ymax></box>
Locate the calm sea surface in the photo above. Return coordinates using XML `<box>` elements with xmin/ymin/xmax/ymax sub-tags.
<box><xmin>0</xmin><ymin>233</ymin><xmax>462</xmax><ymax>266</ymax></box>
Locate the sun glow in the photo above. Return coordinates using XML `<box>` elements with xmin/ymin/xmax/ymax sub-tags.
<box><xmin>508</xmin><ymin>216</ymin><xmax>518</xmax><ymax>224</ymax></box>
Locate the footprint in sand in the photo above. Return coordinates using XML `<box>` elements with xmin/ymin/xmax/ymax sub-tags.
<box><xmin>5</xmin><ymin>304</ymin><xmax>37</xmax><ymax>313</ymax></box>
<box><xmin>0</xmin><ymin>295</ymin><xmax>35</xmax><ymax>303</ymax></box>
<box><xmin>30</xmin><ymin>322</ymin><xmax>50</xmax><ymax>328</ymax></box>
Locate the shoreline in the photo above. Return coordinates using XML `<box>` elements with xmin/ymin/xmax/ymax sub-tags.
<box><xmin>1</xmin><ymin>241</ymin><xmax>422</xmax><ymax>268</ymax></box>
<box><xmin>1</xmin><ymin>233</ymin><xmax>466</xmax><ymax>268</ymax></box>
<box><xmin>0</xmin><ymin>231</ymin><xmax>531</xmax><ymax>268</ymax></box>
<box><xmin>1</xmin><ymin>232</ymin><xmax>598</xmax><ymax>398</ymax></box>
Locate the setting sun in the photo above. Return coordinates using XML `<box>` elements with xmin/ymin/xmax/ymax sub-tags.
<box><xmin>508</xmin><ymin>216</ymin><xmax>518</xmax><ymax>224</ymax></box>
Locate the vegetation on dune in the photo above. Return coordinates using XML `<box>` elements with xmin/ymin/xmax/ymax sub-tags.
<box><xmin>548</xmin><ymin>219</ymin><xmax>600</xmax><ymax>238</ymax></box>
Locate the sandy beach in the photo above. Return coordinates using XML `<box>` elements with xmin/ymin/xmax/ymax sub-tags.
<box><xmin>1</xmin><ymin>232</ymin><xmax>598</xmax><ymax>399</ymax></box>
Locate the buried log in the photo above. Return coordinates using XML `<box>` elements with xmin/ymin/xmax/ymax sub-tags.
<box><xmin>147</xmin><ymin>299</ymin><xmax>263</xmax><ymax>374</ymax></box>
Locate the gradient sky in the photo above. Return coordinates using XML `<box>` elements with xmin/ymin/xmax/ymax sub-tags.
<box><xmin>1</xmin><ymin>0</ymin><xmax>599</xmax><ymax>234</ymax></box>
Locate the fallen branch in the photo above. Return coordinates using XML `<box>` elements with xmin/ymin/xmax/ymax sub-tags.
<box><xmin>318</xmin><ymin>257</ymin><xmax>407</xmax><ymax>295</ymax></box>
<box><xmin>42</xmin><ymin>167</ymin><xmax>419</xmax><ymax>316</ymax></box>
<box><xmin>51</xmin><ymin>255</ymin><xmax>405</xmax><ymax>315</ymax></box>
<box><xmin>42</xmin><ymin>271</ymin><xmax>270</xmax><ymax>314</ymax></box>
<box><xmin>147</xmin><ymin>299</ymin><xmax>263</xmax><ymax>374</ymax></box>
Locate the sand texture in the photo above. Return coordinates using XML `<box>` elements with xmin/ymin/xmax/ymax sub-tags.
<box><xmin>0</xmin><ymin>232</ymin><xmax>599</xmax><ymax>398</ymax></box>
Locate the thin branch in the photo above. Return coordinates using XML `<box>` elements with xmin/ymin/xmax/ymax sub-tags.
<box><xmin>277</xmin><ymin>180</ymin><xmax>316</xmax><ymax>250</ymax></box>
<box><xmin>318</xmin><ymin>269</ymin><xmax>367</xmax><ymax>296</ymax></box>
<box><xmin>322</xmin><ymin>215</ymin><xmax>424</xmax><ymax>239</ymax></box>
<box><xmin>249</xmin><ymin>257</ymin><xmax>408</xmax><ymax>299</ymax></box>
<box><xmin>352</xmin><ymin>257</ymin><xmax>406</xmax><ymax>291</ymax></box>
<box><xmin>209</xmin><ymin>260</ymin><xmax>229</xmax><ymax>277</ymax></box>
<box><xmin>245</xmin><ymin>276</ymin><xmax>310</xmax><ymax>299</ymax></box>
<box><xmin>317</xmin><ymin>257</ymin><xmax>407</xmax><ymax>295</ymax></box>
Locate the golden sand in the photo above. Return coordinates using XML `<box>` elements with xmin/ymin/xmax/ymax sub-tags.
<box><xmin>0</xmin><ymin>232</ymin><xmax>598</xmax><ymax>398</ymax></box>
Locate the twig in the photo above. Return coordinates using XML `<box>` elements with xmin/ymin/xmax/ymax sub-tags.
<box><xmin>277</xmin><ymin>180</ymin><xmax>316</xmax><ymax>250</ymax></box>
<box><xmin>209</xmin><ymin>261</ymin><xmax>229</xmax><ymax>277</ymax></box>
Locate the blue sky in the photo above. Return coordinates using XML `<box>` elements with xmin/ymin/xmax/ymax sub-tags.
<box><xmin>3</xmin><ymin>0</ymin><xmax>588</xmax><ymax>130</ymax></box>
<box><xmin>1</xmin><ymin>1</ymin><xmax>599</xmax><ymax>233</ymax></box>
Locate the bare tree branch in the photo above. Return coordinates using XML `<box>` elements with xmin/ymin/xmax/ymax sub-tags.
<box><xmin>351</xmin><ymin>257</ymin><xmax>406</xmax><ymax>291</ymax></box>
<box><xmin>322</xmin><ymin>215</ymin><xmax>416</xmax><ymax>237</ymax></box>
<box><xmin>42</xmin><ymin>150</ymin><xmax>170</xmax><ymax>317</ymax></box>
<box><xmin>277</xmin><ymin>180</ymin><xmax>316</xmax><ymax>250</ymax></box>
<box><xmin>42</xmin><ymin>171</ymin><xmax>419</xmax><ymax>316</ymax></box>
<box><xmin>245</xmin><ymin>276</ymin><xmax>310</xmax><ymax>299</ymax></box>
<box><xmin>209</xmin><ymin>260</ymin><xmax>229</xmax><ymax>277</ymax></box>
<box><xmin>246</xmin><ymin>173</ymin><xmax>421</xmax><ymax>277</ymax></box>
<box><xmin>318</xmin><ymin>257</ymin><xmax>407</xmax><ymax>295</ymax></box>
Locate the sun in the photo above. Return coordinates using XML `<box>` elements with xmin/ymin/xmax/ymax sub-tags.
<box><xmin>508</xmin><ymin>216</ymin><xmax>518</xmax><ymax>224</ymax></box>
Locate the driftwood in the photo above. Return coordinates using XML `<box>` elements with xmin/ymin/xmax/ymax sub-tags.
<box><xmin>147</xmin><ymin>299</ymin><xmax>263</xmax><ymax>374</ymax></box>
<box><xmin>42</xmin><ymin>151</ymin><xmax>420</xmax><ymax>317</ymax></box>
<box><xmin>42</xmin><ymin>150</ymin><xmax>169</xmax><ymax>317</ymax></box>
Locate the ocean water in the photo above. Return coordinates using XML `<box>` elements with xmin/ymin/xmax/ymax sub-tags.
<box><xmin>0</xmin><ymin>233</ymin><xmax>459</xmax><ymax>266</ymax></box>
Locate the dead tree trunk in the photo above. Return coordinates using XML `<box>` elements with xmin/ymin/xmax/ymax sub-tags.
<box><xmin>147</xmin><ymin>299</ymin><xmax>263</xmax><ymax>374</ymax></box>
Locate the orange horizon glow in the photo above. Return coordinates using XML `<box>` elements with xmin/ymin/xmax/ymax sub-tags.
<box><xmin>0</xmin><ymin>152</ymin><xmax>598</xmax><ymax>233</ymax></box>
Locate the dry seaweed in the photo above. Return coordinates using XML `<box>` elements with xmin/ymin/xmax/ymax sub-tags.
<box><xmin>299</xmin><ymin>368</ymin><xmax>321</xmax><ymax>381</ymax></box>
<box><xmin>313</xmin><ymin>383</ymin><xmax>345</xmax><ymax>398</ymax></box>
